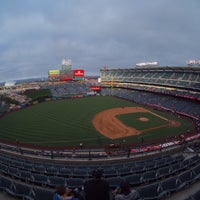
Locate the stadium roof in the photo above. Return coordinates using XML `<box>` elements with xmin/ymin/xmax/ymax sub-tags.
<box><xmin>100</xmin><ymin>66</ymin><xmax>200</xmax><ymax>72</ymax></box>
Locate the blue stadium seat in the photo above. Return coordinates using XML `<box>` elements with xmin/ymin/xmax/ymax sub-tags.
<box><xmin>31</xmin><ymin>187</ymin><xmax>54</xmax><ymax>200</ymax></box>
<box><xmin>106</xmin><ymin>176</ymin><xmax>124</xmax><ymax>189</ymax></box>
<box><xmin>125</xmin><ymin>174</ymin><xmax>143</xmax><ymax>187</ymax></box>
<box><xmin>117</xmin><ymin>167</ymin><xmax>132</xmax><ymax>176</ymax></box>
<box><xmin>48</xmin><ymin>176</ymin><xmax>66</xmax><ymax>188</ymax></box>
<box><xmin>142</xmin><ymin>170</ymin><xmax>159</xmax><ymax>183</ymax></box>
<box><xmin>58</xmin><ymin>167</ymin><xmax>72</xmax><ymax>178</ymax></box>
<box><xmin>46</xmin><ymin>166</ymin><xmax>58</xmax><ymax>176</ymax></box>
<box><xmin>32</xmin><ymin>164</ymin><xmax>46</xmax><ymax>174</ymax></box>
<box><xmin>32</xmin><ymin>173</ymin><xmax>48</xmax><ymax>186</ymax></box>
<box><xmin>0</xmin><ymin>163</ymin><xmax>8</xmax><ymax>175</ymax></box>
<box><xmin>137</xmin><ymin>183</ymin><xmax>167</xmax><ymax>200</ymax></box>
<box><xmin>66</xmin><ymin>178</ymin><xmax>84</xmax><ymax>189</ymax></box>
<box><xmin>7</xmin><ymin>166</ymin><xmax>20</xmax><ymax>179</ymax></box>
<box><xmin>185</xmin><ymin>189</ymin><xmax>200</xmax><ymax>200</ymax></box>
<box><xmin>5</xmin><ymin>181</ymin><xmax>33</xmax><ymax>199</ymax></box>
<box><xmin>72</xmin><ymin>169</ymin><xmax>89</xmax><ymax>178</ymax></box>
<box><xmin>157</xmin><ymin>166</ymin><xmax>172</xmax><ymax>179</ymax></box>
<box><xmin>160</xmin><ymin>176</ymin><xmax>184</xmax><ymax>195</ymax></box>
<box><xmin>178</xmin><ymin>170</ymin><xmax>196</xmax><ymax>187</ymax></box>
<box><xmin>19</xmin><ymin>170</ymin><xmax>33</xmax><ymax>183</ymax></box>
<box><xmin>192</xmin><ymin>163</ymin><xmax>200</xmax><ymax>181</ymax></box>
<box><xmin>0</xmin><ymin>176</ymin><xmax>13</xmax><ymax>191</ymax></box>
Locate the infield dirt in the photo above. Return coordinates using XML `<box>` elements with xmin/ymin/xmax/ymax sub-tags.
<box><xmin>92</xmin><ymin>107</ymin><xmax>180</xmax><ymax>139</ymax></box>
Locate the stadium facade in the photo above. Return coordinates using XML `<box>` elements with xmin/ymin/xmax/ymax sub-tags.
<box><xmin>48</xmin><ymin>59</ymin><xmax>85</xmax><ymax>82</ymax></box>
<box><xmin>100</xmin><ymin>65</ymin><xmax>200</xmax><ymax>102</ymax></box>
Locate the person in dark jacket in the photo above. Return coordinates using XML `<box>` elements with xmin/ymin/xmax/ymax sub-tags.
<box><xmin>83</xmin><ymin>169</ymin><xmax>111</xmax><ymax>200</ymax></box>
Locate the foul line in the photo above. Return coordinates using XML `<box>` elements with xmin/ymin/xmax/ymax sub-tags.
<box><xmin>148</xmin><ymin>111</ymin><xmax>169</xmax><ymax>121</ymax></box>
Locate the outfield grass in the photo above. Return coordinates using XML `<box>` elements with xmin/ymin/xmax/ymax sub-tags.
<box><xmin>0</xmin><ymin>96</ymin><xmax>195</xmax><ymax>147</ymax></box>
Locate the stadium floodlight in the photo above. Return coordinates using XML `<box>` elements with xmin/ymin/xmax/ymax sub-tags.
<box><xmin>136</xmin><ymin>61</ymin><xmax>159</xmax><ymax>67</ymax></box>
<box><xmin>62</xmin><ymin>59</ymin><xmax>72</xmax><ymax>66</ymax></box>
<box><xmin>186</xmin><ymin>60</ymin><xmax>200</xmax><ymax>66</ymax></box>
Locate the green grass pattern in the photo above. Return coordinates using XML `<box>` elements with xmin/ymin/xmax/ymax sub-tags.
<box><xmin>0</xmin><ymin>96</ymin><xmax>195</xmax><ymax>147</ymax></box>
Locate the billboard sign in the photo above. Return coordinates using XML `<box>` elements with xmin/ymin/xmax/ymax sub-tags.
<box><xmin>74</xmin><ymin>69</ymin><xmax>84</xmax><ymax>77</ymax></box>
<box><xmin>89</xmin><ymin>86</ymin><xmax>101</xmax><ymax>91</ymax></box>
<box><xmin>49</xmin><ymin>70</ymin><xmax>60</xmax><ymax>75</ymax></box>
<box><xmin>60</xmin><ymin>77</ymin><xmax>73</xmax><ymax>81</ymax></box>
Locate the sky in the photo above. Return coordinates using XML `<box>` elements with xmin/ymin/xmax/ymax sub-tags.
<box><xmin>0</xmin><ymin>0</ymin><xmax>200</xmax><ymax>81</ymax></box>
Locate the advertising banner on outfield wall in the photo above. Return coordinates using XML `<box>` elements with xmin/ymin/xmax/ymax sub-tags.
<box><xmin>89</xmin><ymin>86</ymin><xmax>101</xmax><ymax>91</ymax></box>
<box><xmin>74</xmin><ymin>69</ymin><xmax>84</xmax><ymax>77</ymax></box>
<box><xmin>60</xmin><ymin>77</ymin><xmax>73</xmax><ymax>81</ymax></box>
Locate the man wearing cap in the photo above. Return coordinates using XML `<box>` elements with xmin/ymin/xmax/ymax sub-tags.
<box><xmin>83</xmin><ymin>169</ymin><xmax>111</xmax><ymax>200</ymax></box>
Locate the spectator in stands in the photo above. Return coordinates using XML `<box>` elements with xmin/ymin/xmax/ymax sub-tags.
<box><xmin>113</xmin><ymin>180</ymin><xmax>139</xmax><ymax>200</ymax></box>
<box><xmin>83</xmin><ymin>168</ymin><xmax>111</xmax><ymax>200</ymax></box>
<box><xmin>53</xmin><ymin>184</ymin><xmax>76</xmax><ymax>200</ymax></box>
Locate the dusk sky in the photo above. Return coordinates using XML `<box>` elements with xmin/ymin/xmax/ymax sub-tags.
<box><xmin>0</xmin><ymin>0</ymin><xmax>199</xmax><ymax>81</ymax></box>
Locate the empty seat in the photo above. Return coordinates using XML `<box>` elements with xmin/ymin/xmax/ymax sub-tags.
<box><xmin>48</xmin><ymin>176</ymin><xmax>66</xmax><ymax>187</ymax></box>
<box><xmin>178</xmin><ymin>170</ymin><xmax>196</xmax><ymax>186</ymax></box>
<box><xmin>7</xmin><ymin>166</ymin><xmax>20</xmax><ymax>179</ymax></box>
<box><xmin>32</xmin><ymin>187</ymin><xmax>54</xmax><ymax>200</ymax></box>
<box><xmin>137</xmin><ymin>183</ymin><xmax>167</xmax><ymax>200</ymax></box>
<box><xmin>192</xmin><ymin>164</ymin><xmax>200</xmax><ymax>181</ymax></box>
<box><xmin>107</xmin><ymin>177</ymin><xmax>124</xmax><ymax>189</ymax></box>
<box><xmin>19</xmin><ymin>170</ymin><xmax>33</xmax><ymax>182</ymax></box>
<box><xmin>160</xmin><ymin>176</ymin><xmax>183</xmax><ymax>194</ymax></box>
<box><xmin>157</xmin><ymin>166</ymin><xmax>172</xmax><ymax>179</ymax></box>
<box><xmin>170</xmin><ymin>162</ymin><xmax>183</xmax><ymax>174</ymax></box>
<box><xmin>155</xmin><ymin>159</ymin><xmax>166</xmax><ymax>168</ymax></box>
<box><xmin>189</xmin><ymin>155</ymin><xmax>200</xmax><ymax>166</ymax></box>
<box><xmin>131</xmin><ymin>165</ymin><xmax>145</xmax><ymax>174</ymax></box>
<box><xmin>72</xmin><ymin>169</ymin><xmax>89</xmax><ymax>178</ymax></box>
<box><xmin>58</xmin><ymin>168</ymin><xmax>72</xmax><ymax>178</ymax></box>
<box><xmin>142</xmin><ymin>170</ymin><xmax>158</xmax><ymax>183</ymax></box>
<box><xmin>23</xmin><ymin>162</ymin><xmax>33</xmax><ymax>171</ymax></box>
<box><xmin>145</xmin><ymin>162</ymin><xmax>156</xmax><ymax>171</ymax></box>
<box><xmin>117</xmin><ymin>167</ymin><xmax>131</xmax><ymax>176</ymax></box>
<box><xmin>0</xmin><ymin>176</ymin><xmax>13</xmax><ymax>191</ymax></box>
<box><xmin>66</xmin><ymin>178</ymin><xmax>84</xmax><ymax>189</ymax></box>
<box><xmin>5</xmin><ymin>182</ymin><xmax>32</xmax><ymax>199</ymax></box>
<box><xmin>125</xmin><ymin>174</ymin><xmax>143</xmax><ymax>187</ymax></box>
<box><xmin>33</xmin><ymin>165</ymin><xmax>46</xmax><ymax>174</ymax></box>
<box><xmin>0</xmin><ymin>163</ymin><xmax>8</xmax><ymax>174</ymax></box>
<box><xmin>32</xmin><ymin>173</ymin><xmax>48</xmax><ymax>186</ymax></box>
<box><xmin>103</xmin><ymin>169</ymin><xmax>118</xmax><ymax>178</ymax></box>
<box><xmin>46</xmin><ymin>167</ymin><xmax>58</xmax><ymax>175</ymax></box>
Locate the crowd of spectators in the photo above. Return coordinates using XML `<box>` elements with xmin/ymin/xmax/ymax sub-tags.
<box><xmin>53</xmin><ymin>169</ymin><xmax>139</xmax><ymax>200</ymax></box>
<box><xmin>100</xmin><ymin>67</ymin><xmax>200</xmax><ymax>99</ymax></box>
<box><xmin>101</xmin><ymin>88</ymin><xmax>200</xmax><ymax>120</ymax></box>
<box><xmin>100</xmin><ymin>67</ymin><xmax>200</xmax><ymax>90</ymax></box>
<box><xmin>42</xmin><ymin>82</ymin><xmax>97</xmax><ymax>98</ymax></box>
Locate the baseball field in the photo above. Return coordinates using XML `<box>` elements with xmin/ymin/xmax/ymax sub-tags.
<box><xmin>0</xmin><ymin>96</ymin><xmax>195</xmax><ymax>148</ymax></box>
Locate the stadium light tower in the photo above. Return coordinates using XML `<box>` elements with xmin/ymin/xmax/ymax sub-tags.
<box><xmin>110</xmin><ymin>75</ymin><xmax>114</xmax><ymax>96</ymax></box>
<box><xmin>61</xmin><ymin>59</ymin><xmax>72</xmax><ymax>71</ymax></box>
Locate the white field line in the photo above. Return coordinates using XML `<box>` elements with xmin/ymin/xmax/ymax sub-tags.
<box><xmin>148</xmin><ymin>111</ymin><xmax>169</xmax><ymax>122</ymax></box>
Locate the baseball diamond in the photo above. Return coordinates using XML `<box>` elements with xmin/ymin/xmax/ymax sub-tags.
<box><xmin>0</xmin><ymin>96</ymin><xmax>195</xmax><ymax>147</ymax></box>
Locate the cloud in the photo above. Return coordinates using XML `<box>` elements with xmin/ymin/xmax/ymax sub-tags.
<box><xmin>0</xmin><ymin>0</ymin><xmax>200</xmax><ymax>81</ymax></box>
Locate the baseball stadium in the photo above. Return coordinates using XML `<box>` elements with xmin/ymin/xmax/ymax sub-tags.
<box><xmin>0</xmin><ymin>60</ymin><xmax>200</xmax><ymax>200</ymax></box>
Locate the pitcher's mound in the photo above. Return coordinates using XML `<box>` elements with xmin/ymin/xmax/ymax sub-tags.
<box><xmin>139</xmin><ymin>117</ymin><xmax>149</xmax><ymax>122</ymax></box>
